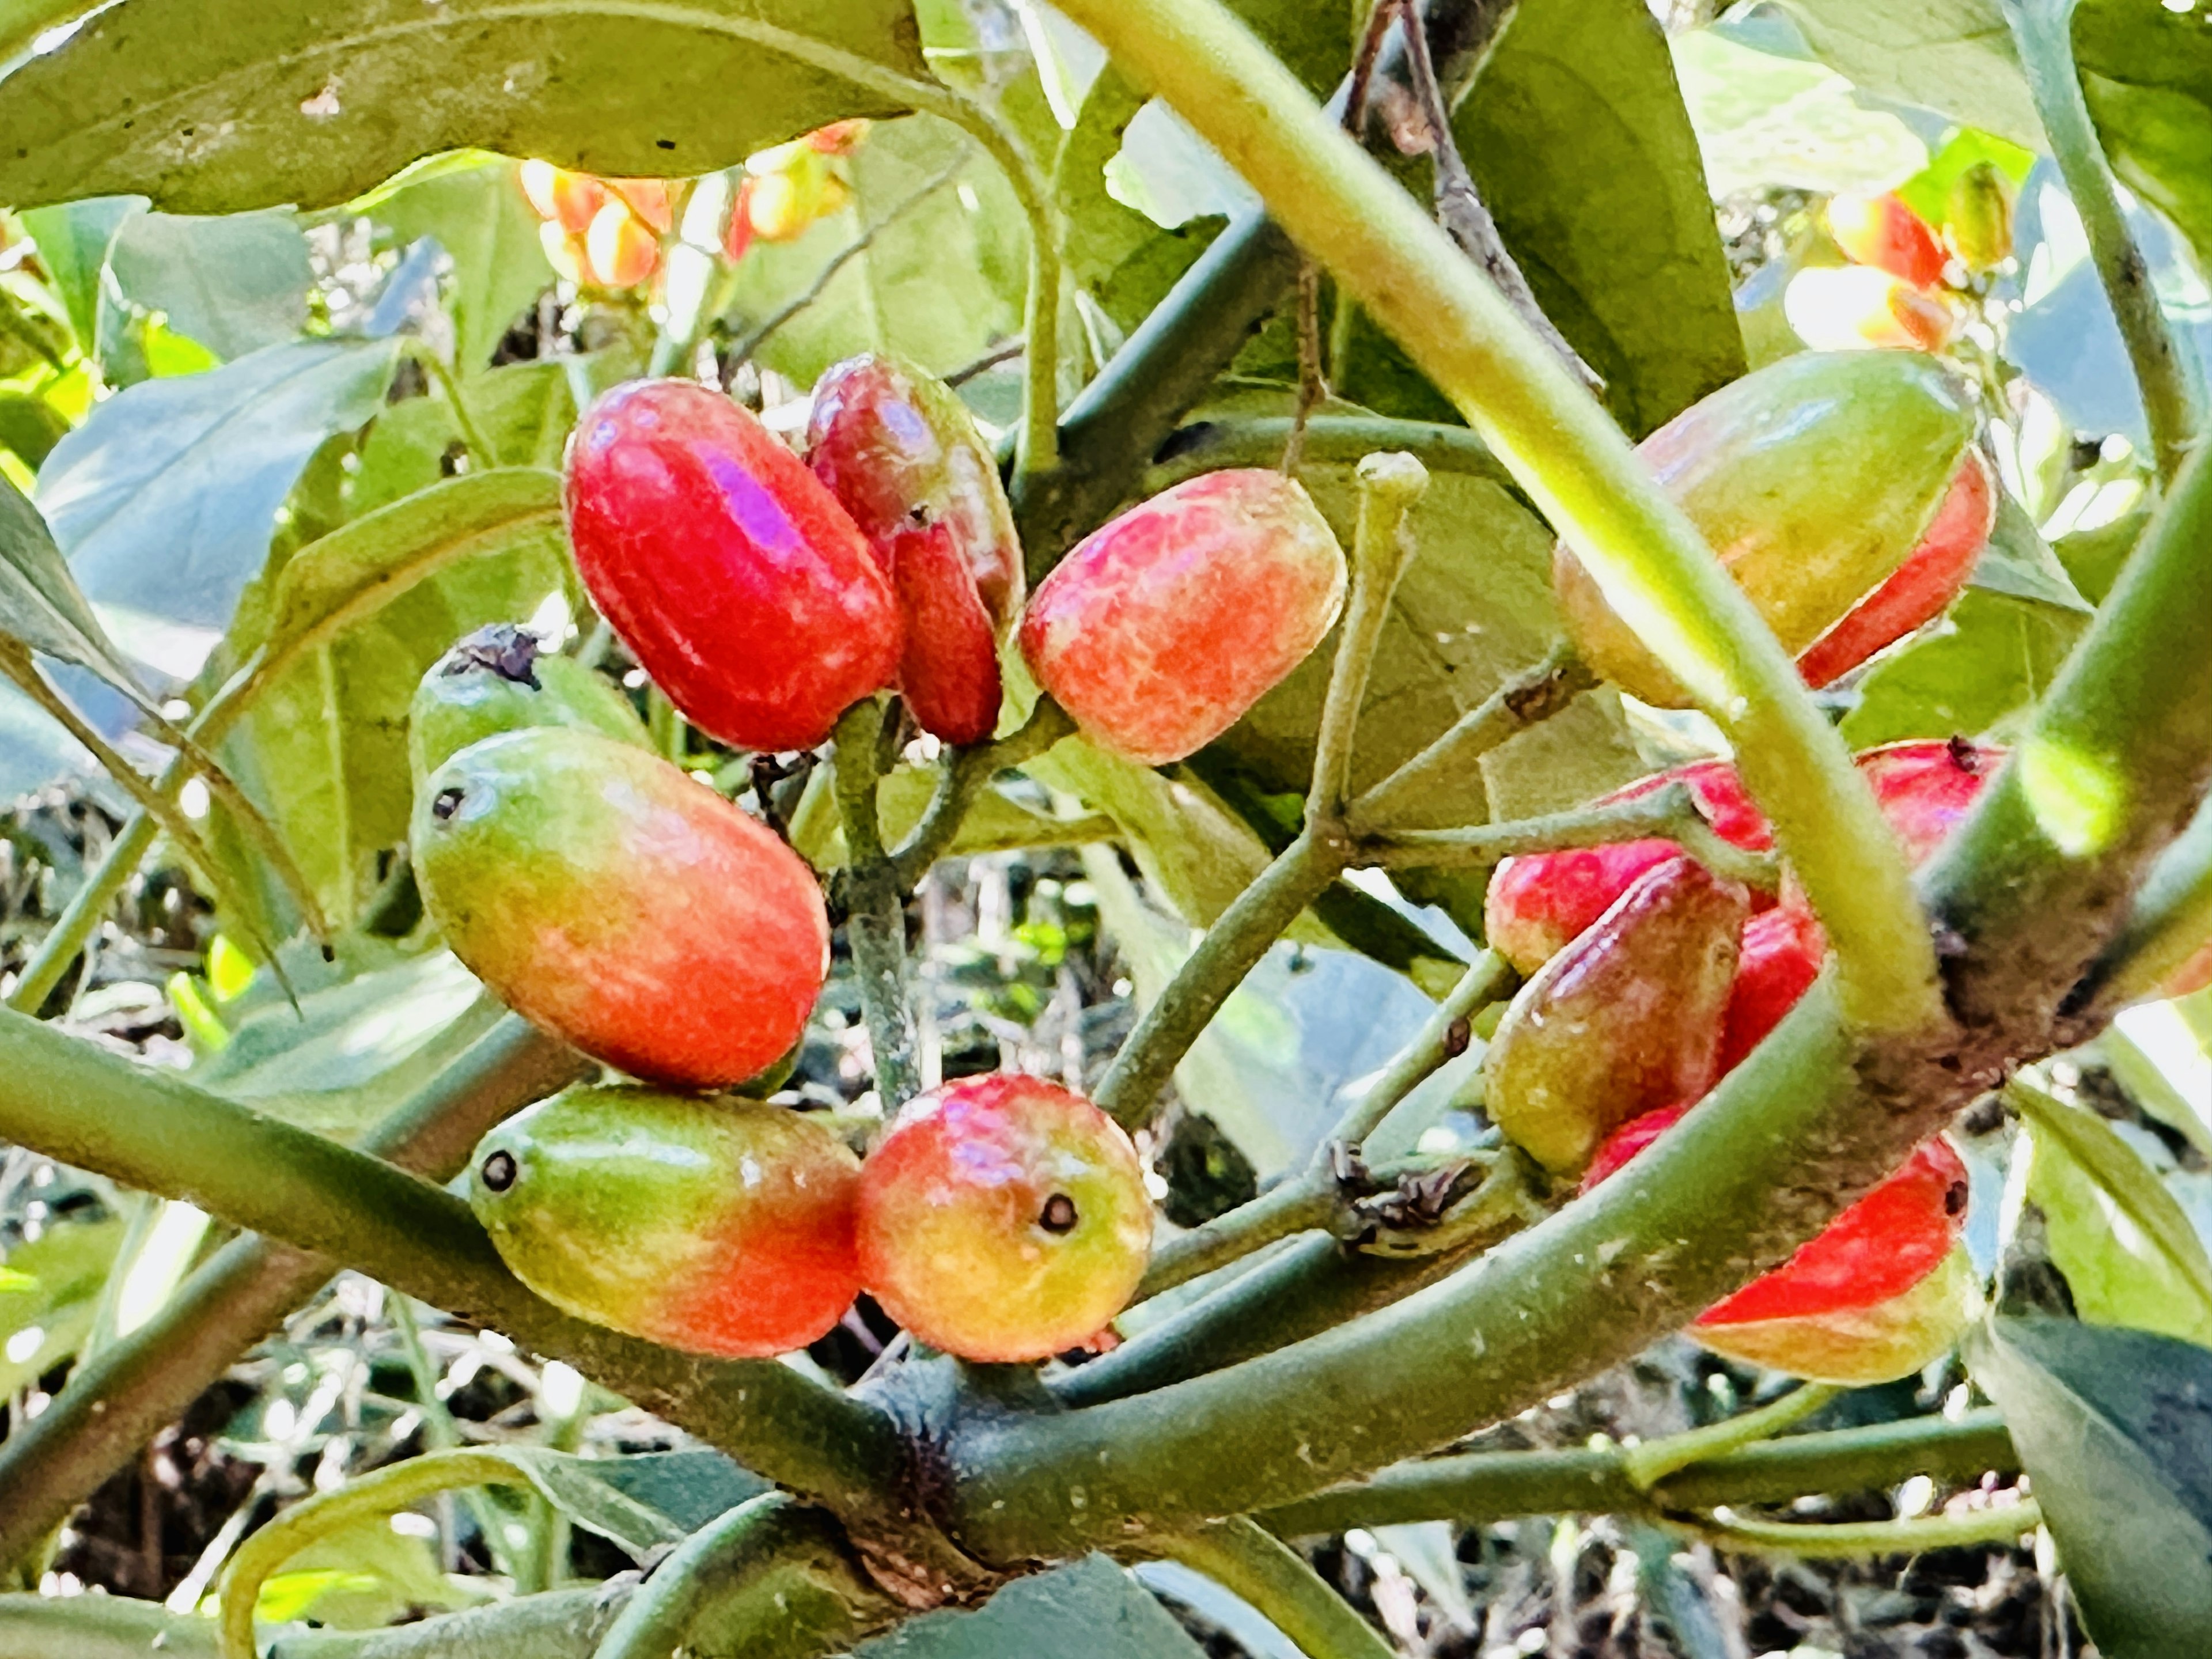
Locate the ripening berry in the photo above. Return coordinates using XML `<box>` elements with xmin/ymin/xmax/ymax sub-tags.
<box><xmin>806</xmin><ymin>354</ymin><xmax>1024</xmax><ymax>744</ymax></box>
<box><xmin>1826</xmin><ymin>192</ymin><xmax>1949</xmax><ymax>289</ymax></box>
<box><xmin>856</xmin><ymin>1075</ymin><xmax>1153</xmax><ymax>1361</ymax></box>
<box><xmin>1715</xmin><ymin>904</ymin><xmax>1827</xmax><ymax>1078</ymax></box>
<box><xmin>470</xmin><ymin>1086</ymin><xmax>860</xmax><ymax>1358</ymax></box>
<box><xmin>1555</xmin><ymin>353</ymin><xmax>1987</xmax><ymax>707</ymax></box>
<box><xmin>583</xmin><ymin>201</ymin><xmax>660</xmax><ymax>289</ymax></box>
<box><xmin>1483</xmin><ymin>758</ymin><xmax>1772</xmax><ymax>976</ymax></box>
<box><xmin>565</xmin><ymin>380</ymin><xmax>902</xmax><ymax>752</ymax></box>
<box><xmin>1484</xmin><ymin>857</ymin><xmax>1748</xmax><ymax>1175</ymax></box>
<box><xmin>520</xmin><ymin>160</ymin><xmax>606</xmax><ymax>234</ymax></box>
<box><xmin>414</xmin><ymin>728</ymin><xmax>829</xmax><ymax>1088</ymax></box>
<box><xmin>408</xmin><ymin>624</ymin><xmax>647</xmax><ymax>785</ymax></box>
<box><xmin>1019</xmin><ymin>470</ymin><xmax>1347</xmax><ymax>765</ymax></box>
<box><xmin>1783</xmin><ymin>266</ymin><xmax>1955</xmax><ymax>354</ymax></box>
<box><xmin>1855</xmin><ymin>737</ymin><xmax>2007</xmax><ymax>866</ymax></box>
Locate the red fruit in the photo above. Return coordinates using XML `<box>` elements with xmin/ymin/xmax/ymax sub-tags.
<box><xmin>1857</xmin><ymin>737</ymin><xmax>2006</xmax><ymax>867</ymax></box>
<box><xmin>610</xmin><ymin>178</ymin><xmax>674</xmax><ymax>234</ymax></box>
<box><xmin>1715</xmin><ymin>904</ymin><xmax>1826</xmax><ymax>1077</ymax></box>
<box><xmin>520</xmin><ymin>160</ymin><xmax>606</xmax><ymax>235</ymax></box>
<box><xmin>2168</xmin><ymin>940</ymin><xmax>2212</xmax><ymax>1001</ymax></box>
<box><xmin>1827</xmin><ymin>193</ymin><xmax>1948</xmax><ymax>289</ymax></box>
<box><xmin>806</xmin><ymin>354</ymin><xmax>1024</xmax><ymax>744</ymax></box>
<box><xmin>1483</xmin><ymin>759</ymin><xmax>1772</xmax><ymax>975</ymax></box>
<box><xmin>1584</xmin><ymin>1109</ymin><xmax>1971</xmax><ymax>1324</ymax></box>
<box><xmin>583</xmin><ymin>202</ymin><xmax>660</xmax><ymax>289</ymax></box>
<box><xmin>856</xmin><ymin>1075</ymin><xmax>1153</xmax><ymax>1361</ymax></box>
<box><xmin>1020</xmin><ymin>470</ymin><xmax>1346</xmax><ymax>765</ymax></box>
<box><xmin>1798</xmin><ymin>450</ymin><xmax>1993</xmax><ymax>688</ymax></box>
<box><xmin>565</xmin><ymin>380</ymin><xmax>902</xmax><ymax>752</ymax></box>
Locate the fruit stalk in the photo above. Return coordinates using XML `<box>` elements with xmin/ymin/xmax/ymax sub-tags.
<box><xmin>833</xmin><ymin>698</ymin><xmax>922</xmax><ymax>1109</ymax></box>
<box><xmin>1130</xmin><ymin>1519</ymin><xmax>1395</xmax><ymax>1659</ymax></box>
<box><xmin>1044</xmin><ymin>0</ymin><xmax>1940</xmax><ymax>1037</ymax></box>
<box><xmin>1309</xmin><ymin>452</ymin><xmax>1429</xmax><ymax>817</ymax></box>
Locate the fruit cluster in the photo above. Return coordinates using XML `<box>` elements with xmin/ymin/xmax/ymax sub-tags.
<box><xmin>1482</xmin><ymin>737</ymin><xmax>1999</xmax><ymax>1382</ymax></box>
<box><xmin>1787</xmin><ymin>170</ymin><xmax>2015</xmax><ymax>354</ymax></box>
<box><xmin>407</xmin><ymin>361</ymin><xmax>1357</xmax><ymax>1362</ymax></box>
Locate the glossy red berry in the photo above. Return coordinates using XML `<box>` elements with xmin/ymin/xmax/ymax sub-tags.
<box><xmin>1855</xmin><ymin>737</ymin><xmax>2006</xmax><ymax>867</ymax></box>
<box><xmin>1483</xmin><ymin>759</ymin><xmax>1771</xmax><ymax>975</ymax></box>
<box><xmin>806</xmin><ymin>354</ymin><xmax>1024</xmax><ymax>744</ymax></box>
<box><xmin>565</xmin><ymin>380</ymin><xmax>902</xmax><ymax>752</ymax></box>
<box><xmin>856</xmin><ymin>1074</ymin><xmax>1153</xmax><ymax>1361</ymax></box>
<box><xmin>1019</xmin><ymin>469</ymin><xmax>1347</xmax><ymax>765</ymax></box>
<box><xmin>470</xmin><ymin>1086</ymin><xmax>859</xmax><ymax>1358</ymax></box>
<box><xmin>413</xmin><ymin>728</ymin><xmax>829</xmax><ymax>1088</ymax></box>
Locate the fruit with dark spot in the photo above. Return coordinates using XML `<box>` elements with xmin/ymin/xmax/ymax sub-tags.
<box><xmin>806</xmin><ymin>354</ymin><xmax>1023</xmax><ymax>744</ymax></box>
<box><xmin>1483</xmin><ymin>856</ymin><xmax>1749</xmax><ymax>1175</ymax></box>
<box><xmin>469</xmin><ymin>1086</ymin><xmax>859</xmax><ymax>1358</ymax></box>
<box><xmin>408</xmin><ymin>624</ymin><xmax>647</xmax><ymax>783</ymax></box>
<box><xmin>414</xmin><ymin>728</ymin><xmax>828</xmax><ymax>1087</ymax></box>
<box><xmin>856</xmin><ymin>1074</ymin><xmax>1152</xmax><ymax>1361</ymax></box>
<box><xmin>565</xmin><ymin>379</ymin><xmax>901</xmax><ymax>752</ymax></box>
<box><xmin>1019</xmin><ymin>470</ymin><xmax>1346</xmax><ymax>765</ymax></box>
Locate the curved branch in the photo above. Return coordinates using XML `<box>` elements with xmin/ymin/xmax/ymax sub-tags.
<box><xmin>1134</xmin><ymin>1519</ymin><xmax>1393</xmax><ymax>1659</ymax></box>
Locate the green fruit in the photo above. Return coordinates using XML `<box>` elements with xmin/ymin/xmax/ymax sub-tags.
<box><xmin>1555</xmin><ymin>352</ymin><xmax>1982</xmax><ymax>707</ymax></box>
<box><xmin>469</xmin><ymin>1086</ymin><xmax>861</xmax><ymax>1358</ymax></box>
<box><xmin>408</xmin><ymin>624</ymin><xmax>647</xmax><ymax>784</ymax></box>
<box><xmin>1945</xmin><ymin>160</ymin><xmax>2016</xmax><ymax>273</ymax></box>
<box><xmin>1484</xmin><ymin>855</ymin><xmax>1748</xmax><ymax>1175</ymax></box>
<box><xmin>1691</xmin><ymin>1242</ymin><xmax>1980</xmax><ymax>1384</ymax></box>
<box><xmin>413</xmin><ymin>728</ymin><xmax>828</xmax><ymax>1088</ymax></box>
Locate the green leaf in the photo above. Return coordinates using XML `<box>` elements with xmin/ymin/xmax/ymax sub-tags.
<box><xmin>1764</xmin><ymin>0</ymin><xmax>2043</xmax><ymax>149</ymax></box>
<box><xmin>16</xmin><ymin>198</ymin><xmax>142</xmax><ymax>350</ymax></box>
<box><xmin>0</xmin><ymin>467</ymin><xmax>164</xmax><ymax>694</ymax></box>
<box><xmin>106</xmin><ymin>209</ymin><xmax>312</xmax><ymax>361</ymax></box>
<box><xmin>2016</xmin><ymin>1090</ymin><xmax>2212</xmax><ymax>1346</ymax></box>
<box><xmin>1839</xmin><ymin>584</ymin><xmax>2089</xmax><ymax>748</ymax></box>
<box><xmin>0</xmin><ymin>391</ymin><xmax>73</xmax><ymax>471</ymax></box>
<box><xmin>2077</xmin><ymin>2</ymin><xmax>2212</xmax><ymax>276</ymax></box>
<box><xmin>1968</xmin><ymin>493</ymin><xmax>2095</xmax><ymax>616</ymax></box>
<box><xmin>857</xmin><ymin>1554</ymin><xmax>1207</xmax><ymax>1659</ymax></box>
<box><xmin>256</xmin><ymin>1518</ymin><xmax>488</xmax><ymax>1630</ymax></box>
<box><xmin>0</xmin><ymin>1215</ymin><xmax>127</xmax><ymax>1397</ymax></box>
<box><xmin>731</xmin><ymin>113</ymin><xmax>1027</xmax><ymax>388</ymax></box>
<box><xmin>376</xmin><ymin>161</ymin><xmax>556</xmax><ymax>375</ymax></box>
<box><xmin>1671</xmin><ymin>28</ymin><xmax>1929</xmax><ymax>196</ymax></box>
<box><xmin>0</xmin><ymin>0</ymin><xmax>931</xmax><ymax>214</ymax></box>
<box><xmin>808</xmin><ymin>762</ymin><xmax>1117</xmax><ymax>869</ymax></box>
<box><xmin>36</xmin><ymin>337</ymin><xmax>403</xmax><ymax>635</ymax></box>
<box><xmin>348</xmin><ymin>361</ymin><xmax>588</xmax><ymax>514</ymax></box>
<box><xmin>582</xmin><ymin>1450</ymin><xmax>771</xmax><ymax>1535</ymax></box>
<box><xmin>1966</xmin><ymin>1317</ymin><xmax>2212</xmax><ymax>1657</ymax></box>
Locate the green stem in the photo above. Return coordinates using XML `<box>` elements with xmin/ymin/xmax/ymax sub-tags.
<box><xmin>221</xmin><ymin>1449</ymin><xmax>526</xmax><ymax>1659</ymax></box>
<box><xmin>1618</xmin><ymin>1384</ymin><xmax>1840</xmax><ymax>1493</ymax></box>
<box><xmin>2074</xmin><ymin>795</ymin><xmax>2212</xmax><ymax>1009</ymax></box>
<box><xmin>411</xmin><ymin>341</ymin><xmax>501</xmax><ymax>467</ymax></box>
<box><xmin>1137</xmin><ymin>1180</ymin><xmax>1339</xmax><ymax>1302</ymax></box>
<box><xmin>1346</xmin><ymin>645</ymin><xmax>1595</xmax><ymax>832</ymax></box>
<box><xmin>389</xmin><ymin>1291</ymin><xmax>520</xmax><ymax>1580</ymax></box>
<box><xmin>1308</xmin><ymin>453</ymin><xmax>1429</xmax><ymax>819</ymax></box>
<box><xmin>1046</xmin><ymin>0</ymin><xmax>1937</xmax><ymax>1036</ymax></box>
<box><xmin>888</xmin><ymin>699</ymin><xmax>1075</xmax><ymax>891</ymax></box>
<box><xmin>832</xmin><ymin>700</ymin><xmax>920</xmax><ymax>1108</ymax></box>
<box><xmin>1362</xmin><ymin>788</ymin><xmax>1778</xmax><ymax>893</ymax></box>
<box><xmin>588</xmin><ymin>1494</ymin><xmax>896</xmax><ymax>1659</ymax></box>
<box><xmin>0</xmin><ymin>1014</ymin><xmax>585</xmax><ymax>1573</ymax></box>
<box><xmin>2006</xmin><ymin>1077</ymin><xmax>2212</xmax><ymax>1319</ymax></box>
<box><xmin>1093</xmin><ymin>829</ymin><xmax>1351</xmax><ymax>1131</ymax></box>
<box><xmin>2003</xmin><ymin>0</ymin><xmax>2197</xmax><ymax>486</ymax></box>
<box><xmin>0</xmin><ymin>1006</ymin><xmax>905</xmax><ymax>1520</ymax></box>
<box><xmin>1672</xmin><ymin>1498</ymin><xmax>2041</xmax><ymax>1559</ymax></box>
<box><xmin>1331</xmin><ymin>950</ymin><xmax>1510</xmax><ymax>1149</ymax></box>
<box><xmin>1135</xmin><ymin>1518</ymin><xmax>1393</xmax><ymax>1659</ymax></box>
<box><xmin>1259</xmin><ymin>1410</ymin><xmax>2020</xmax><ymax>1535</ymax></box>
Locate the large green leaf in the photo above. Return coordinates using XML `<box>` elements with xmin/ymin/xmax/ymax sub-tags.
<box><xmin>1967</xmin><ymin>1317</ymin><xmax>2212</xmax><ymax>1657</ymax></box>
<box><xmin>375</xmin><ymin>161</ymin><xmax>556</xmax><ymax>375</ymax></box>
<box><xmin>15</xmin><ymin>197</ymin><xmax>141</xmax><ymax>350</ymax></box>
<box><xmin>857</xmin><ymin>1554</ymin><xmax>1207</xmax><ymax>1659</ymax></box>
<box><xmin>0</xmin><ymin>468</ymin><xmax>164</xmax><ymax>694</ymax></box>
<box><xmin>1671</xmin><ymin>28</ymin><xmax>1928</xmax><ymax>196</ymax></box>
<box><xmin>0</xmin><ymin>0</ymin><xmax>930</xmax><ymax>213</ymax></box>
<box><xmin>106</xmin><ymin>208</ymin><xmax>312</xmax><ymax>361</ymax></box>
<box><xmin>348</xmin><ymin>361</ymin><xmax>589</xmax><ymax>514</ymax></box>
<box><xmin>36</xmin><ymin>337</ymin><xmax>402</xmax><ymax>637</ymax></box>
<box><xmin>0</xmin><ymin>1215</ymin><xmax>126</xmax><ymax>1397</ymax></box>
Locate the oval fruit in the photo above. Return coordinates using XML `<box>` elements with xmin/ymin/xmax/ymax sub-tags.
<box><xmin>857</xmin><ymin>1074</ymin><xmax>1152</xmax><ymax>1361</ymax></box>
<box><xmin>470</xmin><ymin>1086</ymin><xmax>860</xmax><ymax>1358</ymax></box>
<box><xmin>414</xmin><ymin>728</ymin><xmax>828</xmax><ymax>1087</ymax></box>
<box><xmin>1484</xmin><ymin>856</ymin><xmax>1748</xmax><ymax>1175</ymax></box>
<box><xmin>565</xmin><ymin>380</ymin><xmax>902</xmax><ymax>752</ymax></box>
<box><xmin>1019</xmin><ymin>469</ymin><xmax>1347</xmax><ymax>765</ymax></box>
<box><xmin>1555</xmin><ymin>353</ymin><xmax>1987</xmax><ymax>707</ymax></box>
<box><xmin>806</xmin><ymin>354</ymin><xmax>1024</xmax><ymax>744</ymax></box>
<box><xmin>1826</xmin><ymin>192</ymin><xmax>1948</xmax><ymax>289</ymax></box>
<box><xmin>1694</xmin><ymin>1244</ymin><xmax>1979</xmax><ymax>1385</ymax></box>
<box><xmin>409</xmin><ymin>624</ymin><xmax>648</xmax><ymax>784</ymax></box>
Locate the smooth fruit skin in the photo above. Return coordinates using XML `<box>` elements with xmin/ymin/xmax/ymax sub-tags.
<box><xmin>1691</xmin><ymin>1244</ymin><xmax>1979</xmax><ymax>1385</ymax></box>
<box><xmin>565</xmin><ymin>380</ymin><xmax>902</xmax><ymax>752</ymax></box>
<box><xmin>1555</xmin><ymin>352</ymin><xmax>1982</xmax><ymax>708</ymax></box>
<box><xmin>408</xmin><ymin>624</ymin><xmax>649</xmax><ymax>784</ymax></box>
<box><xmin>1484</xmin><ymin>857</ymin><xmax>1748</xmax><ymax>1175</ymax></box>
<box><xmin>469</xmin><ymin>1087</ymin><xmax>859</xmax><ymax>1358</ymax></box>
<box><xmin>856</xmin><ymin>1074</ymin><xmax>1152</xmax><ymax>1362</ymax></box>
<box><xmin>1483</xmin><ymin>759</ymin><xmax>1771</xmax><ymax>975</ymax></box>
<box><xmin>806</xmin><ymin>354</ymin><xmax>1024</xmax><ymax>744</ymax></box>
<box><xmin>1797</xmin><ymin>450</ymin><xmax>1993</xmax><ymax>688</ymax></box>
<box><xmin>1019</xmin><ymin>469</ymin><xmax>1347</xmax><ymax>766</ymax></box>
<box><xmin>1827</xmin><ymin>192</ymin><xmax>1948</xmax><ymax>289</ymax></box>
<box><xmin>413</xmin><ymin>728</ymin><xmax>829</xmax><ymax>1087</ymax></box>
<box><xmin>1855</xmin><ymin>737</ymin><xmax>2006</xmax><ymax>867</ymax></box>
<box><xmin>1715</xmin><ymin>904</ymin><xmax>1826</xmax><ymax>1077</ymax></box>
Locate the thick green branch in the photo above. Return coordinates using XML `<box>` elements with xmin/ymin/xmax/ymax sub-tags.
<box><xmin>2003</xmin><ymin>0</ymin><xmax>2198</xmax><ymax>486</ymax></box>
<box><xmin>0</xmin><ymin>1007</ymin><xmax>905</xmax><ymax>1521</ymax></box>
<box><xmin>1259</xmin><ymin>1410</ymin><xmax>2020</xmax><ymax>1535</ymax></box>
<box><xmin>1046</xmin><ymin>0</ymin><xmax>1938</xmax><ymax>1036</ymax></box>
<box><xmin>0</xmin><ymin>1014</ymin><xmax>586</xmax><ymax>1571</ymax></box>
